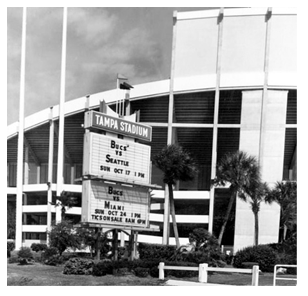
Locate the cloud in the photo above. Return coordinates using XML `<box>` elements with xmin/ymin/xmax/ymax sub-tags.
<box><xmin>68</xmin><ymin>8</ymin><xmax>118</xmax><ymax>45</ymax></box>
<box><xmin>84</xmin><ymin>26</ymin><xmax>162</xmax><ymax>79</ymax></box>
<box><xmin>7</xmin><ymin>8</ymin><xmax>167</xmax><ymax>125</ymax></box>
<box><xmin>63</xmin><ymin>9</ymin><xmax>164</xmax><ymax>99</ymax></box>
<box><xmin>65</xmin><ymin>25</ymin><xmax>163</xmax><ymax>98</ymax></box>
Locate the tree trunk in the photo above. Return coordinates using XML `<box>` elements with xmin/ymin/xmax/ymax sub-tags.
<box><xmin>94</xmin><ymin>227</ymin><xmax>101</xmax><ymax>261</ymax></box>
<box><xmin>283</xmin><ymin>224</ymin><xmax>288</xmax><ymax>241</ymax></box>
<box><xmin>113</xmin><ymin>229</ymin><xmax>118</xmax><ymax>261</ymax></box>
<box><xmin>168</xmin><ymin>183</ymin><xmax>180</xmax><ymax>248</ymax></box>
<box><xmin>217</xmin><ymin>192</ymin><xmax>236</xmax><ymax>246</ymax></box>
<box><xmin>61</xmin><ymin>207</ymin><xmax>65</xmax><ymax>220</ymax></box>
<box><xmin>254</xmin><ymin>211</ymin><xmax>259</xmax><ymax>246</ymax></box>
<box><xmin>129</xmin><ymin>231</ymin><xmax>134</xmax><ymax>261</ymax></box>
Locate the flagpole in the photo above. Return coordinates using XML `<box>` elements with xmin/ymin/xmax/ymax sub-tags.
<box><xmin>116</xmin><ymin>74</ymin><xmax>128</xmax><ymax>117</ymax></box>
<box><xmin>56</xmin><ymin>7</ymin><xmax>68</xmax><ymax>222</ymax></box>
<box><xmin>116</xmin><ymin>74</ymin><xmax>119</xmax><ymax>114</ymax></box>
<box><xmin>16</xmin><ymin>7</ymin><xmax>27</xmax><ymax>250</ymax></box>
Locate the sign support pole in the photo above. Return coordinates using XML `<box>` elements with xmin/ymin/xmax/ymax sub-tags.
<box><xmin>16</xmin><ymin>7</ymin><xmax>27</xmax><ymax>250</ymax></box>
<box><xmin>113</xmin><ymin>229</ymin><xmax>119</xmax><ymax>261</ymax></box>
<box><xmin>94</xmin><ymin>227</ymin><xmax>101</xmax><ymax>261</ymax></box>
<box><xmin>56</xmin><ymin>7</ymin><xmax>68</xmax><ymax>211</ymax></box>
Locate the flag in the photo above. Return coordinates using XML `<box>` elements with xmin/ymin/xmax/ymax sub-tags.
<box><xmin>119</xmin><ymin>81</ymin><xmax>133</xmax><ymax>90</ymax></box>
<box><xmin>117</xmin><ymin>73</ymin><xmax>128</xmax><ymax>80</ymax></box>
<box><xmin>117</xmin><ymin>74</ymin><xmax>133</xmax><ymax>89</ymax></box>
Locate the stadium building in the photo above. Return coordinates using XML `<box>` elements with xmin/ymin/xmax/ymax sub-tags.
<box><xmin>7</xmin><ymin>7</ymin><xmax>297</xmax><ymax>252</ymax></box>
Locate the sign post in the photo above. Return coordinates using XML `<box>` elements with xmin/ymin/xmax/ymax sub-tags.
<box><xmin>81</xmin><ymin>102</ymin><xmax>160</xmax><ymax>261</ymax></box>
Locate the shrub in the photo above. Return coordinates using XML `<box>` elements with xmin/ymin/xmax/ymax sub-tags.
<box><xmin>41</xmin><ymin>247</ymin><xmax>68</xmax><ymax>266</ymax></box>
<box><xmin>111</xmin><ymin>260</ymin><xmax>133</xmax><ymax>272</ymax></box>
<box><xmin>19</xmin><ymin>258</ymin><xmax>32</xmax><ymax>265</ymax></box>
<box><xmin>233</xmin><ymin>244</ymin><xmax>277</xmax><ymax>272</ymax></box>
<box><xmin>150</xmin><ymin>265</ymin><xmax>159</xmax><ymax>278</ymax></box>
<box><xmin>165</xmin><ymin>228</ymin><xmax>226</xmax><ymax>267</ymax></box>
<box><xmin>134</xmin><ymin>267</ymin><xmax>149</xmax><ymax>277</ymax></box>
<box><xmin>138</xmin><ymin>243</ymin><xmax>176</xmax><ymax>260</ymax></box>
<box><xmin>7</xmin><ymin>241</ymin><xmax>15</xmax><ymax>258</ymax></box>
<box><xmin>74</xmin><ymin>252</ymin><xmax>92</xmax><ymax>258</ymax></box>
<box><xmin>169</xmin><ymin>249</ymin><xmax>226</xmax><ymax>267</ymax></box>
<box><xmin>268</xmin><ymin>238</ymin><xmax>297</xmax><ymax>275</ymax></box>
<box><xmin>269</xmin><ymin>238</ymin><xmax>297</xmax><ymax>259</ymax></box>
<box><xmin>92</xmin><ymin>259</ymin><xmax>161</xmax><ymax>277</ymax></box>
<box><xmin>137</xmin><ymin>259</ymin><xmax>198</xmax><ymax>278</ymax></box>
<box><xmin>92</xmin><ymin>260</ymin><xmax>113</xmax><ymax>276</ymax></box>
<box><xmin>63</xmin><ymin>257</ymin><xmax>94</xmax><ymax>275</ymax></box>
<box><xmin>129</xmin><ymin>259</ymin><xmax>161</xmax><ymax>277</ymax></box>
<box><xmin>132</xmin><ymin>259</ymin><xmax>161</xmax><ymax>269</ymax></box>
<box><xmin>8</xmin><ymin>256</ymin><xmax>20</xmax><ymax>264</ymax></box>
<box><xmin>48</xmin><ymin>221</ymin><xmax>81</xmax><ymax>255</ymax></box>
<box><xmin>113</xmin><ymin>267</ymin><xmax>131</xmax><ymax>276</ymax></box>
<box><xmin>31</xmin><ymin>243</ymin><xmax>47</xmax><ymax>252</ymax></box>
<box><xmin>45</xmin><ymin>255</ymin><xmax>65</xmax><ymax>266</ymax></box>
<box><xmin>91</xmin><ymin>258</ymin><xmax>201</xmax><ymax>278</ymax></box>
<box><xmin>7</xmin><ymin>241</ymin><xmax>15</xmax><ymax>252</ymax></box>
<box><xmin>164</xmin><ymin>261</ymin><xmax>199</xmax><ymax>278</ymax></box>
<box><xmin>18</xmin><ymin>247</ymin><xmax>33</xmax><ymax>260</ymax></box>
<box><xmin>189</xmin><ymin>228</ymin><xmax>219</xmax><ymax>250</ymax></box>
<box><xmin>42</xmin><ymin>247</ymin><xmax>59</xmax><ymax>260</ymax></box>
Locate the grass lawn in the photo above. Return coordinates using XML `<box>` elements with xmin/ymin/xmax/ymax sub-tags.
<box><xmin>7</xmin><ymin>262</ymin><xmax>163</xmax><ymax>286</ymax></box>
<box><xmin>7</xmin><ymin>261</ymin><xmax>296</xmax><ymax>286</ymax></box>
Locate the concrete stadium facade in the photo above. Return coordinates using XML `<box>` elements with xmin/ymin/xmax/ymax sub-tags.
<box><xmin>7</xmin><ymin>7</ymin><xmax>297</xmax><ymax>252</ymax></box>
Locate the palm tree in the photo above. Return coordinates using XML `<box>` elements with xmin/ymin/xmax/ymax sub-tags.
<box><xmin>153</xmin><ymin>144</ymin><xmax>198</xmax><ymax>248</ymax></box>
<box><xmin>50</xmin><ymin>191</ymin><xmax>78</xmax><ymax>221</ymax></box>
<box><xmin>241</xmin><ymin>182</ymin><xmax>270</xmax><ymax>246</ymax></box>
<box><xmin>212</xmin><ymin>150</ymin><xmax>261</xmax><ymax>246</ymax></box>
<box><xmin>265</xmin><ymin>181</ymin><xmax>297</xmax><ymax>241</ymax></box>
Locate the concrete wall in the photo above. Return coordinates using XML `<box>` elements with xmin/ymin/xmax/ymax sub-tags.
<box><xmin>234</xmin><ymin>89</ymin><xmax>287</xmax><ymax>252</ymax></box>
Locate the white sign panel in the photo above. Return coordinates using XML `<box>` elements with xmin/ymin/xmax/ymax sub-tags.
<box><xmin>82</xmin><ymin>180</ymin><xmax>150</xmax><ymax>228</ymax></box>
<box><xmin>84</xmin><ymin>110</ymin><xmax>152</xmax><ymax>142</ymax></box>
<box><xmin>83</xmin><ymin>132</ymin><xmax>151</xmax><ymax>185</ymax></box>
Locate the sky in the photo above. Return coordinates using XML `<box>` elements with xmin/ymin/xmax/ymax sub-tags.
<box><xmin>7</xmin><ymin>6</ymin><xmax>219</xmax><ymax>125</ymax></box>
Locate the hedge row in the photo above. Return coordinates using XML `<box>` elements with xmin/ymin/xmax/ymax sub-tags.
<box><xmin>233</xmin><ymin>242</ymin><xmax>297</xmax><ymax>273</ymax></box>
<box><xmin>30</xmin><ymin>243</ymin><xmax>48</xmax><ymax>252</ymax></box>
<box><xmin>63</xmin><ymin>257</ymin><xmax>199</xmax><ymax>278</ymax></box>
<box><xmin>63</xmin><ymin>257</ymin><xmax>94</xmax><ymax>275</ymax></box>
<box><xmin>138</xmin><ymin>243</ymin><xmax>176</xmax><ymax>260</ymax></box>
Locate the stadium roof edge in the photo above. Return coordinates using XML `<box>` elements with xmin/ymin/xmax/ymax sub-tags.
<box><xmin>7</xmin><ymin>69</ymin><xmax>296</xmax><ymax>140</ymax></box>
<box><xmin>7</xmin><ymin>79</ymin><xmax>170</xmax><ymax>139</ymax></box>
<box><xmin>176</xmin><ymin>7</ymin><xmax>296</xmax><ymax>20</ymax></box>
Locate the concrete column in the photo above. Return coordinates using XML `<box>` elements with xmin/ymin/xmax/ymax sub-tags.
<box><xmin>23</xmin><ymin>193</ymin><xmax>27</xmax><ymax>206</ymax></box>
<box><xmin>209</xmin><ymin>8</ymin><xmax>224</xmax><ymax>234</ymax></box>
<box><xmin>36</xmin><ymin>166</ymin><xmax>40</xmax><ymax>184</ymax></box>
<box><xmin>70</xmin><ymin>165</ymin><xmax>74</xmax><ymax>184</ymax></box>
<box><xmin>234</xmin><ymin>90</ymin><xmax>262</xmax><ymax>251</ymax></box>
<box><xmin>22</xmin><ymin>210</ymin><xmax>27</xmax><ymax>224</ymax></box>
<box><xmin>24</xmin><ymin>145</ymin><xmax>29</xmax><ymax>185</ymax></box>
<box><xmin>234</xmin><ymin>89</ymin><xmax>286</xmax><ymax>252</ymax></box>
<box><xmin>258</xmin><ymin>90</ymin><xmax>287</xmax><ymax>243</ymax></box>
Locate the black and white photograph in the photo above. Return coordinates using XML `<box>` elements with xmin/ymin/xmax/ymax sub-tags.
<box><xmin>6</xmin><ymin>2</ymin><xmax>303</xmax><ymax>289</ymax></box>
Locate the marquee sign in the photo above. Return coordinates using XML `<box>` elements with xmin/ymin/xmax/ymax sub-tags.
<box><xmin>84</xmin><ymin>110</ymin><xmax>152</xmax><ymax>142</ymax></box>
<box><xmin>83</xmin><ymin>132</ymin><xmax>151</xmax><ymax>185</ymax></box>
<box><xmin>82</xmin><ymin>180</ymin><xmax>150</xmax><ymax>228</ymax></box>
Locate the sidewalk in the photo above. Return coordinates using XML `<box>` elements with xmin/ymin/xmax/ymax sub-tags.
<box><xmin>165</xmin><ymin>279</ymin><xmax>232</xmax><ymax>286</ymax></box>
